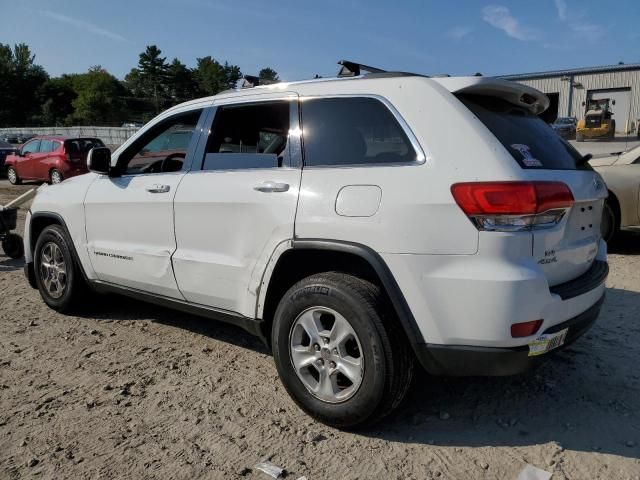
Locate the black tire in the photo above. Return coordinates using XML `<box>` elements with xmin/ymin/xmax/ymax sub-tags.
<box><xmin>50</xmin><ymin>169</ymin><xmax>63</xmax><ymax>184</ymax></box>
<box><xmin>7</xmin><ymin>167</ymin><xmax>21</xmax><ymax>185</ymax></box>
<box><xmin>2</xmin><ymin>233</ymin><xmax>24</xmax><ymax>259</ymax></box>
<box><xmin>34</xmin><ymin>225</ymin><xmax>88</xmax><ymax>312</ymax></box>
<box><xmin>272</xmin><ymin>272</ymin><xmax>414</xmax><ymax>428</ymax></box>
<box><xmin>601</xmin><ymin>198</ymin><xmax>619</xmax><ymax>243</ymax></box>
<box><xmin>576</xmin><ymin>133</ymin><xmax>584</xmax><ymax>142</ymax></box>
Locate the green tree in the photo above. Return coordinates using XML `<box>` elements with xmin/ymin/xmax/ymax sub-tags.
<box><xmin>125</xmin><ymin>45</ymin><xmax>170</xmax><ymax>113</ymax></box>
<box><xmin>38</xmin><ymin>76</ymin><xmax>77</xmax><ymax>126</ymax></box>
<box><xmin>194</xmin><ymin>56</ymin><xmax>242</xmax><ymax>96</ymax></box>
<box><xmin>258</xmin><ymin>67</ymin><xmax>279</xmax><ymax>84</ymax></box>
<box><xmin>0</xmin><ymin>43</ymin><xmax>48</xmax><ymax>127</ymax></box>
<box><xmin>167</xmin><ymin>58</ymin><xmax>197</xmax><ymax>103</ymax></box>
<box><xmin>70</xmin><ymin>66</ymin><xmax>128</xmax><ymax>125</ymax></box>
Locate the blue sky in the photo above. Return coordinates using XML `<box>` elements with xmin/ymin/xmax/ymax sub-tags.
<box><xmin>1</xmin><ymin>0</ymin><xmax>638</xmax><ymax>80</ymax></box>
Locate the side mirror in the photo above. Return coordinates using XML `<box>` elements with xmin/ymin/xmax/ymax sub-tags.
<box><xmin>87</xmin><ymin>147</ymin><xmax>111</xmax><ymax>174</ymax></box>
<box><xmin>612</xmin><ymin>100</ymin><xmax>616</xmax><ymax>105</ymax></box>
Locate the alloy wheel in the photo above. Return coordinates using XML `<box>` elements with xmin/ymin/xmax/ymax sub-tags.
<box><xmin>289</xmin><ymin>306</ymin><xmax>364</xmax><ymax>403</ymax></box>
<box><xmin>39</xmin><ymin>242</ymin><xmax>67</xmax><ymax>299</ymax></box>
<box><xmin>7</xmin><ymin>168</ymin><xmax>17</xmax><ymax>184</ymax></box>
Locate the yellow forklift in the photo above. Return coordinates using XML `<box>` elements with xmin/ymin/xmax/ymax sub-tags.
<box><xmin>576</xmin><ymin>98</ymin><xmax>616</xmax><ymax>141</ymax></box>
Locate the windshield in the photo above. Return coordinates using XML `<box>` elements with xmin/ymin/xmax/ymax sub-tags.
<box><xmin>458</xmin><ymin>94</ymin><xmax>587</xmax><ymax>170</ymax></box>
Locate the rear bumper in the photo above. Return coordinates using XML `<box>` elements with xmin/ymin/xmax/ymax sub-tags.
<box><xmin>416</xmin><ymin>293</ymin><xmax>604</xmax><ymax>376</ymax></box>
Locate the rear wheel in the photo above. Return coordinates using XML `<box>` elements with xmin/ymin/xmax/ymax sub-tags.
<box><xmin>34</xmin><ymin>225</ymin><xmax>87</xmax><ymax>312</ymax></box>
<box><xmin>50</xmin><ymin>169</ymin><xmax>63</xmax><ymax>184</ymax></box>
<box><xmin>7</xmin><ymin>167</ymin><xmax>20</xmax><ymax>185</ymax></box>
<box><xmin>272</xmin><ymin>272</ymin><xmax>414</xmax><ymax>428</ymax></box>
<box><xmin>2</xmin><ymin>233</ymin><xmax>24</xmax><ymax>259</ymax></box>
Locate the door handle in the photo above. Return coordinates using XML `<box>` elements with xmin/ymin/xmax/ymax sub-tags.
<box><xmin>254</xmin><ymin>181</ymin><xmax>289</xmax><ymax>193</ymax></box>
<box><xmin>146</xmin><ymin>184</ymin><xmax>170</xmax><ymax>193</ymax></box>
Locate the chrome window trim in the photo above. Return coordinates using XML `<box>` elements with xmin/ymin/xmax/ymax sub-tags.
<box><xmin>298</xmin><ymin>93</ymin><xmax>428</xmax><ymax>169</ymax></box>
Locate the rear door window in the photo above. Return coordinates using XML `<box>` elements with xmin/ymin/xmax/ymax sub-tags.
<box><xmin>458</xmin><ymin>94</ymin><xmax>586</xmax><ymax>170</ymax></box>
<box><xmin>39</xmin><ymin>140</ymin><xmax>53</xmax><ymax>153</ymax></box>
<box><xmin>202</xmin><ymin>101</ymin><xmax>291</xmax><ymax>171</ymax></box>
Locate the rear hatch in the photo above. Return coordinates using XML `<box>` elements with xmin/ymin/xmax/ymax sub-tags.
<box><xmin>455</xmin><ymin>90</ymin><xmax>607</xmax><ymax>287</ymax></box>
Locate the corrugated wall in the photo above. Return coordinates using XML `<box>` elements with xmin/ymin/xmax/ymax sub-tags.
<box><xmin>513</xmin><ymin>70</ymin><xmax>640</xmax><ymax>132</ymax></box>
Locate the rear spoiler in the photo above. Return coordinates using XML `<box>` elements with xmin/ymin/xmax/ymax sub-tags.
<box><xmin>431</xmin><ymin>77</ymin><xmax>550</xmax><ymax>115</ymax></box>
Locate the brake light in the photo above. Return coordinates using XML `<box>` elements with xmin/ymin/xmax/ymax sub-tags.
<box><xmin>511</xmin><ymin>319</ymin><xmax>543</xmax><ymax>338</ymax></box>
<box><xmin>451</xmin><ymin>181</ymin><xmax>574</xmax><ymax>231</ymax></box>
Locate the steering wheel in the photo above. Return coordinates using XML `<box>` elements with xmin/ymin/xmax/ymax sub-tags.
<box><xmin>160</xmin><ymin>152</ymin><xmax>186</xmax><ymax>173</ymax></box>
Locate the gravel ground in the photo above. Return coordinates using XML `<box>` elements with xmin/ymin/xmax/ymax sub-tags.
<box><xmin>1</xmin><ymin>181</ymin><xmax>639</xmax><ymax>480</ymax></box>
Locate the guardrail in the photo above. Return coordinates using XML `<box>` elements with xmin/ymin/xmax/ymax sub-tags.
<box><xmin>0</xmin><ymin>126</ymin><xmax>140</xmax><ymax>147</ymax></box>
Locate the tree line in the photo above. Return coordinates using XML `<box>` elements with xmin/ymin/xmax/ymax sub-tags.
<box><xmin>0</xmin><ymin>43</ymin><xmax>280</xmax><ymax>128</ymax></box>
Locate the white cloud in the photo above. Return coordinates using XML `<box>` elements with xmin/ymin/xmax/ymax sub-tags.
<box><xmin>446</xmin><ymin>26</ymin><xmax>473</xmax><ymax>41</ymax></box>
<box><xmin>482</xmin><ymin>5</ymin><xmax>539</xmax><ymax>41</ymax></box>
<box><xmin>554</xmin><ymin>0</ymin><xmax>568</xmax><ymax>20</ymax></box>
<box><xmin>553</xmin><ymin>0</ymin><xmax>606</xmax><ymax>42</ymax></box>
<box><xmin>40</xmin><ymin>10</ymin><xmax>130</xmax><ymax>43</ymax></box>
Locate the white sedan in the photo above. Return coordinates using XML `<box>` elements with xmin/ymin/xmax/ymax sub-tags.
<box><xmin>590</xmin><ymin>145</ymin><xmax>640</xmax><ymax>241</ymax></box>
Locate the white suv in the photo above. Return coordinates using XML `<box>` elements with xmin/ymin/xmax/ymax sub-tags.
<box><xmin>23</xmin><ymin>62</ymin><xmax>608</xmax><ymax>427</ymax></box>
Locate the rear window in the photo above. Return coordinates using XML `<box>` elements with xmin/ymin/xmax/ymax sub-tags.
<box><xmin>458</xmin><ymin>94</ymin><xmax>587</xmax><ymax>170</ymax></box>
<box><xmin>65</xmin><ymin>138</ymin><xmax>104</xmax><ymax>154</ymax></box>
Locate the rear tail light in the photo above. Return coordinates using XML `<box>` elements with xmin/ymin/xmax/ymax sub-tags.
<box><xmin>450</xmin><ymin>181</ymin><xmax>574</xmax><ymax>231</ymax></box>
<box><xmin>511</xmin><ymin>319</ymin><xmax>543</xmax><ymax>338</ymax></box>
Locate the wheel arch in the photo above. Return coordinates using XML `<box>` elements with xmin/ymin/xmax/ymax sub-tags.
<box><xmin>606</xmin><ymin>189</ymin><xmax>622</xmax><ymax>227</ymax></box>
<box><xmin>258</xmin><ymin>239</ymin><xmax>425</xmax><ymax>352</ymax></box>
<box><xmin>29</xmin><ymin>212</ymin><xmax>90</xmax><ymax>284</ymax></box>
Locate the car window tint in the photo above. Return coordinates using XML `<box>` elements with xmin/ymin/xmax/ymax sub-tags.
<box><xmin>300</xmin><ymin>97</ymin><xmax>417</xmax><ymax>167</ymax></box>
<box><xmin>39</xmin><ymin>140</ymin><xmax>53</xmax><ymax>153</ymax></box>
<box><xmin>457</xmin><ymin>94</ymin><xmax>588</xmax><ymax>170</ymax></box>
<box><xmin>117</xmin><ymin>110</ymin><xmax>202</xmax><ymax>175</ymax></box>
<box><xmin>51</xmin><ymin>140</ymin><xmax>61</xmax><ymax>151</ymax></box>
<box><xmin>203</xmin><ymin>101</ymin><xmax>290</xmax><ymax>170</ymax></box>
<box><xmin>21</xmin><ymin>140</ymin><xmax>40</xmax><ymax>154</ymax></box>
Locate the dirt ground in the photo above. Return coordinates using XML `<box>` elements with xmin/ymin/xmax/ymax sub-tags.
<box><xmin>1</xmin><ymin>180</ymin><xmax>639</xmax><ymax>480</ymax></box>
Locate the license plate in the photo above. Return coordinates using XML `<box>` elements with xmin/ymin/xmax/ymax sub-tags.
<box><xmin>527</xmin><ymin>328</ymin><xmax>568</xmax><ymax>357</ymax></box>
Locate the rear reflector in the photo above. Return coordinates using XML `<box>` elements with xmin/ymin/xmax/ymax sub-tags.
<box><xmin>511</xmin><ymin>319</ymin><xmax>543</xmax><ymax>338</ymax></box>
<box><xmin>451</xmin><ymin>181</ymin><xmax>574</xmax><ymax>231</ymax></box>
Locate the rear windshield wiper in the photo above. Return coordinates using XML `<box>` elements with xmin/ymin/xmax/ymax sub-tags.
<box><xmin>576</xmin><ymin>153</ymin><xmax>592</xmax><ymax>166</ymax></box>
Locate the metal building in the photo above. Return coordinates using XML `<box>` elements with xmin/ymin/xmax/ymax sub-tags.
<box><xmin>500</xmin><ymin>63</ymin><xmax>640</xmax><ymax>134</ymax></box>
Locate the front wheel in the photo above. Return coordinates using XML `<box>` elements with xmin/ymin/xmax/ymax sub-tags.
<box><xmin>7</xmin><ymin>167</ymin><xmax>21</xmax><ymax>185</ymax></box>
<box><xmin>272</xmin><ymin>272</ymin><xmax>414</xmax><ymax>428</ymax></box>
<box><xmin>34</xmin><ymin>225</ymin><xmax>87</xmax><ymax>312</ymax></box>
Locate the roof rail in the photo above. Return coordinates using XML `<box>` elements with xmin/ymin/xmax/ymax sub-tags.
<box><xmin>337</xmin><ymin>60</ymin><xmax>386</xmax><ymax>77</ymax></box>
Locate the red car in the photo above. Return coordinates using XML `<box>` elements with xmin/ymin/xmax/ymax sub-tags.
<box><xmin>5</xmin><ymin>136</ymin><xmax>105</xmax><ymax>185</ymax></box>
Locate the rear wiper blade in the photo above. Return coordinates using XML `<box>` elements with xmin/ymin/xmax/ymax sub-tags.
<box><xmin>577</xmin><ymin>153</ymin><xmax>592</xmax><ymax>166</ymax></box>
